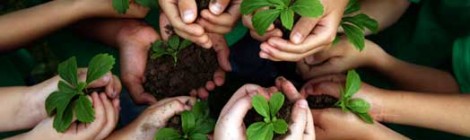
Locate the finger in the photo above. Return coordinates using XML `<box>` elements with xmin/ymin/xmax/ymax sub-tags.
<box><xmin>87</xmin><ymin>92</ymin><xmax>105</xmax><ymax>136</ymax></box>
<box><xmin>84</xmin><ymin>71</ymin><xmax>112</xmax><ymax>89</ymax></box>
<box><xmin>198</xmin><ymin>18</ymin><xmax>232</xmax><ymax>34</ymax></box>
<box><xmin>213</xmin><ymin>68</ymin><xmax>226</xmax><ymax>86</ymax></box>
<box><xmin>267</xmin><ymin>27</ymin><xmax>334</xmax><ymax>54</ymax></box>
<box><xmin>155</xmin><ymin>96</ymin><xmax>197</xmax><ymax>107</ymax></box>
<box><xmin>112</xmin><ymin>76</ymin><xmax>122</xmax><ymax>98</ymax></box>
<box><xmin>311</xmin><ymin>82</ymin><xmax>343</xmax><ymax>97</ymax></box>
<box><xmin>220</xmin><ymin>84</ymin><xmax>263</xmax><ymax>115</ymax></box>
<box><xmin>218</xmin><ymin>96</ymin><xmax>252</xmax><ymax>126</ymax></box>
<box><xmin>97</xmin><ymin>93</ymin><xmax>117</xmax><ymax>139</ymax></box>
<box><xmin>113</xmin><ymin>99</ymin><xmax>121</xmax><ymax>124</ymax></box>
<box><xmin>242</xmin><ymin>15</ymin><xmax>274</xmax><ymax>31</ymax></box>
<box><xmin>303</xmin><ymin>102</ymin><xmax>315</xmax><ymax>140</ymax></box>
<box><xmin>105</xmin><ymin>75</ymin><xmax>115</xmax><ymax>98</ymax></box>
<box><xmin>157</xmin><ymin>100</ymin><xmax>189</xmax><ymax>121</ymax></box>
<box><xmin>275</xmin><ymin>77</ymin><xmax>303</xmax><ymax>101</ymax></box>
<box><xmin>209</xmin><ymin>0</ymin><xmax>229</xmax><ymax>15</ymax></box>
<box><xmin>259</xmin><ymin>51</ymin><xmax>281</xmax><ymax>61</ymax></box>
<box><xmin>307</xmin><ymin>58</ymin><xmax>348</xmax><ymax>77</ymax></box>
<box><xmin>290</xmin><ymin>17</ymin><xmax>319</xmax><ymax>44</ymax></box>
<box><xmin>159</xmin><ymin>1</ymin><xmax>205</xmax><ymax>36</ymax></box>
<box><xmin>210</xmin><ymin>34</ymin><xmax>232</xmax><ymax>71</ymax></box>
<box><xmin>198</xmin><ymin>87</ymin><xmax>210</xmax><ymax>99</ymax></box>
<box><xmin>261</xmin><ymin>42</ymin><xmax>325</xmax><ymax>61</ymax></box>
<box><xmin>178</xmin><ymin>0</ymin><xmax>198</xmax><ymax>23</ymax></box>
<box><xmin>206</xmin><ymin>81</ymin><xmax>216</xmax><ymax>91</ymax></box>
<box><xmin>159</xmin><ymin>13</ymin><xmax>172</xmax><ymax>41</ymax></box>
<box><xmin>174</xmin><ymin>29</ymin><xmax>212</xmax><ymax>48</ymax></box>
<box><xmin>284</xmin><ymin>100</ymin><xmax>309</xmax><ymax>140</ymax></box>
<box><xmin>201</xmin><ymin>10</ymin><xmax>236</xmax><ymax>27</ymax></box>
<box><xmin>190</xmin><ymin>89</ymin><xmax>198</xmax><ymax>97</ymax></box>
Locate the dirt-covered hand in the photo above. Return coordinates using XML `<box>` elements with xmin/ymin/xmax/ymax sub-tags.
<box><xmin>197</xmin><ymin>0</ymin><xmax>242</xmax><ymax>34</ymax></box>
<box><xmin>19</xmin><ymin>92</ymin><xmax>119</xmax><ymax>140</ymax></box>
<box><xmin>300</xmin><ymin>75</ymin><xmax>385</xmax><ymax>121</ymax></box>
<box><xmin>312</xmin><ymin>108</ymin><xmax>408</xmax><ymax>140</ymax></box>
<box><xmin>297</xmin><ymin>37</ymin><xmax>387</xmax><ymax>79</ymax></box>
<box><xmin>158</xmin><ymin>2</ymin><xmax>212</xmax><ymax>48</ymax></box>
<box><xmin>258</xmin><ymin>0</ymin><xmax>349</xmax><ymax>61</ymax></box>
<box><xmin>107</xmin><ymin>96</ymin><xmax>195</xmax><ymax>140</ymax></box>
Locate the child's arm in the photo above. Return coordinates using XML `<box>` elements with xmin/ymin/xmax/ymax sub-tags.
<box><xmin>0</xmin><ymin>0</ymin><xmax>148</xmax><ymax>51</ymax></box>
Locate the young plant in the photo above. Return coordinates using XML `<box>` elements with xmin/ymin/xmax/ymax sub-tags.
<box><xmin>151</xmin><ymin>35</ymin><xmax>193</xmax><ymax>63</ymax></box>
<box><xmin>45</xmin><ymin>54</ymin><xmax>115</xmax><ymax>132</ymax></box>
<box><xmin>335</xmin><ymin>70</ymin><xmax>373</xmax><ymax>124</ymax></box>
<box><xmin>339</xmin><ymin>0</ymin><xmax>379</xmax><ymax>51</ymax></box>
<box><xmin>155</xmin><ymin>101</ymin><xmax>215</xmax><ymax>140</ymax></box>
<box><xmin>247</xmin><ymin>92</ymin><xmax>288</xmax><ymax>140</ymax></box>
<box><xmin>240</xmin><ymin>0</ymin><xmax>324</xmax><ymax>35</ymax></box>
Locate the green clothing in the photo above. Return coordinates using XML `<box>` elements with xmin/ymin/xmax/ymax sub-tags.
<box><xmin>453</xmin><ymin>36</ymin><xmax>470</xmax><ymax>93</ymax></box>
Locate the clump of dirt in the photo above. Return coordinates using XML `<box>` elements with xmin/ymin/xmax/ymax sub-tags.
<box><xmin>243</xmin><ymin>101</ymin><xmax>294</xmax><ymax>139</ymax></box>
<box><xmin>306</xmin><ymin>95</ymin><xmax>338</xmax><ymax>109</ymax></box>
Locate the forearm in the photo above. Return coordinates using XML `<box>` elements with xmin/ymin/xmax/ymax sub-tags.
<box><xmin>359</xmin><ymin>0</ymin><xmax>410</xmax><ymax>34</ymax></box>
<box><xmin>378</xmin><ymin>89</ymin><xmax>470</xmax><ymax>136</ymax></box>
<box><xmin>371</xmin><ymin>51</ymin><xmax>459</xmax><ymax>93</ymax></box>
<box><xmin>369</xmin><ymin>123</ymin><xmax>410</xmax><ymax>140</ymax></box>
<box><xmin>0</xmin><ymin>0</ymin><xmax>88</xmax><ymax>51</ymax></box>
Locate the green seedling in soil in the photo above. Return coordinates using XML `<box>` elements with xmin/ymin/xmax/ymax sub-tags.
<box><xmin>155</xmin><ymin>101</ymin><xmax>215</xmax><ymax>140</ymax></box>
<box><xmin>247</xmin><ymin>92</ymin><xmax>289</xmax><ymax>140</ymax></box>
<box><xmin>240</xmin><ymin>0</ymin><xmax>324</xmax><ymax>35</ymax></box>
<box><xmin>337</xmin><ymin>0</ymin><xmax>379</xmax><ymax>51</ymax></box>
<box><xmin>335</xmin><ymin>70</ymin><xmax>373</xmax><ymax>124</ymax></box>
<box><xmin>45</xmin><ymin>54</ymin><xmax>115</xmax><ymax>132</ymax></box>
<box><xmin>150</xmin><ymin>35</ymin><xmax>193</xmax><ymax>64</ymax></box>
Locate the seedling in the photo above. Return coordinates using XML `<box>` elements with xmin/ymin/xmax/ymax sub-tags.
<box><xmin>240</xmin><ymin>0</ymin><xmax>324</xmax><ymax>35</ymax></box>
<box><xmin>247</xmin><ymin>92</ymin><xmax>289</xmax><ymax>140</ymax></box>
<box><xmin>150</xmin><ymin>35</ymin><xmax>193</xmax><ymax>63</ymax></box>
<box><xmin>338</xmin><ymin>0</ymin><xmax>379</xmax><ymax>51</ymax></box>
<box><xmin>45</xmin><ymin>54</ymin><xmax>115</xmax><ymax>132</ymax></box>
<box><xmin>155</xmin><ymin>101</ymin><xmax>215</xmax><ymax>140</ymax></box>
<box><xmin>335</xmin><ymin>70</ymin><xmax>373</xmax><ymax>124</ymax></box>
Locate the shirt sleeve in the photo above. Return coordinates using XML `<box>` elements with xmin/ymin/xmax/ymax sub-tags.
<box><xmin>452</xmin><ymin>35</ymin><xmax>470</xmax><ymax>93</ymax></box>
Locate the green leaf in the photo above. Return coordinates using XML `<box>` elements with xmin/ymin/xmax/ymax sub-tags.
<box><xmin>53</xmin><ymin>100</ymin><xmax>75</xmax><ymax>132</ymax></box>
<box><xmin>240</xmin><ymin>0</ymin><xmax>273</xmax><ymax>15</ymax></box>
<box><xmin>344</xmin><ymin>70</ymin><xmax>361</xmax><ymax>98</ymax></box>
<box><xmin>75</xmin><ymin>95</ymin><xmax>95</xmax><ymax>123</ymax></box>
<box><xmin>86</xmin><ymin>54</ymin><xmax>115</xmax><ymax>84</ymax></box>
<box><xmin>272</xmin><ymin>119</ymin><xmax>288</xmax><ymax>134</ymax></box>
<box><xmin>192</xmin><ymin>101</ymin><xmax>207</xmax><ymax>119</ymax></box>
<box><xmin>153</xmin><ymin>40</ymin><xmax>164</xmax><ymax>51</ymax></box>
<box><xmin>45</xmin><ymin>91</ymin><xmax>77</xmax><ymax>116</ymax></box>
<box><xmin>155</xmin><ymin>128</ymin><xmax>181</xmax><ymax>140</ymax></box>
<box><xmin>77</xmin><ymin>82</ymin><xmax>87</xmax><ymax>91</ymax></box>
<box><xmin>252</xmin><ymin>95</ymin><xmax>270</xmax><ymax>120</ymax></box>
<box><xmin>112</xmin><ymin>0</ymin><xmax>130</xmax><ymax>14</ymax></box>
<box><xmin>193</xmin><ymin>119</ymin><xmax>215</xmax><ymax>134</ymax></box>
<box><xmin>268</xmin><ymin>0</ymin><xmax>286</xmax><ymax>7</ymax></box>
<box><xmin>280</xmin><ymin>8</ymin><xmax>294</xmax><ymax>30</ymax></box>
<box><xmin>347</xmin><ymin>98</ymin><xmax>370</xmax><ymax>114</ymax></box>
<box><xmin>252</xmin><ymin>9</ymin><xmax>280</xmax><ymax>36</ymax></box>
<box><xmin>342</xmin><ymin>23</ymin><xmax>365</xmax><ymax>51</ymax></box>
<box><xmin>282</xmin><ymin>0</ymin><xmax>290</xmax><ymax>6</ymax></box>
<box><xmin>291</xmin><ymin>0</ymin><xmax>323</xmax><ymax>18</ymax></box>
<box><xmin>58</xmin><ymin>57</ymin><xmax>78</xmax><ymax>87</ymax></box>
<box><xmin>135</xmin><ymin>0</ymin><xmax>158</xmax><ymax>8</ymax></box>
<box><xmin>168</xmin><ymin>35</ymin><xmax>180</xmax><ymax>50</ymax></box>
<box><xmin>357</xmin><ymin>113</ymin><xmax>374</xmax><ymax>124</ymax></box>
<box><xmin>344</xmin><ymin>0</ymin><xmax>360</xmax><ymax>15</ymax></box>
<box><xmin>269</xmin><ymin>92</ymin><xmax>284</xmax><ymax>117</ymax></box>
<box><xmin>179</xmin><ymin>39</ymin><xmax>192</xmax><ymax>50</ymax></box>
<box><xmin>58</xmin><ymin>81</ymin><xmax>75</xmax><ymax>93</ymax></box>
<box><xmin>247</xmin><ymin>122</ymin><xmax>273</xmax><ymax>140</ymax></box>
<box><xmin>181</xmin><ymin>111</ymin><xmax>196</xmax><ymax>134</ymax></box>
<box><xmin>190</xmin><ymin>133</ymin><xmax>208</xmax><ymax>140</ymax></box>
<box><xmin>342</xmin><ymin>14</ymin><xmax>379</xmax><ymax>33</ymax></box>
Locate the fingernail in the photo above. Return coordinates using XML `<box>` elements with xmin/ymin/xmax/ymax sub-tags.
<box><xmin>183</xmin><ymin>11</ymin><xmax>194</xmax><ymax>23</ymax></box>
<box><xmin>248</xmin><ymin>92</ymin><xmax>257</xmax><ymax>97</ymax></box>
<box><xmin>292</xmin><ymin>32</ymin><xmax>302</xmax><ymax>44</ymax></box>
<box><xmin>276</xmin><ymin>76</ymin><xmax>286</xmax><ymax>81</ymax></box>
<box><xmin>298</xmin><ymin>100</ymin><xmax>309</xmax><ymax>109</ymax></box>
<box><xmin>103</xmin><ymin>75</ymin><xmax>111</xmax><ymax>82</ymax></box>
<box><xmin>210</xmin><ymin>3</ymin><xmax>222</xmax><ymax>14</ymax></box>
<box><xmin>260</xmin><ymin>45</ymin><xmax>271</xmax><ymax>54</ymax></box>
<box><xmin>112</xmin><ymin>92</ymin><xmax>117</xmax><ymax>98</ymax></box>
<box><xmin>305</xmin><ymin>56</ymin><xmax>315</xmax><ymax>64</ymax></box>
<box><xmin>260</xmin><ymin>52</ymin><xmax>269</xmax><ymax>59</ymax></box>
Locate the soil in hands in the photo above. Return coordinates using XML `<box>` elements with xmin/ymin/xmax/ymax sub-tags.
<box><xmin>244</xmin><ymin>101</ymin><xmax>294</xmax><ymax>139</ymax></box>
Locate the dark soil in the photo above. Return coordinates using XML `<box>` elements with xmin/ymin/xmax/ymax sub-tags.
<box><xmin>167</xmin><ymin>115</ymin><xmax>183</xmax><ymax>133</ymax></box>
<box><xmin>244</xmin><ymin>101</ymin><xmax>293</xmax><ymax>139</ymax></box>
<box><xmin>144</xmin><ymin>44</ymin><xmax>218</xmax><ymax>99</ymax></box>
<box><xmin>306</xmin><ymin>95</ymin><xmax>339</xmax><ymax>109</ymax></box>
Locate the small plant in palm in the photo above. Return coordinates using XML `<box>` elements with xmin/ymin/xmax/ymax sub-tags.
<box><xmin>335</xmin><ymin>70</ymin><xmax>373</xmax><ymax>124</ymax></box>
<box><xmin>45</xmin><ymin>54</ymin><xmax>115</xmax><ymax>132</ymax></box>
<box><xmin>240</xmin><ymin>0</ymin><xmax>324</xmax><ymax>35</ymax></box>
<box><xmin>155</xmin><ymin>101</ymin><xmax>215</xmax><ymax>140</ymax></box>
<box><xmin>151</xmin><ymin>35</ymin><xmax>193</xmax><ymax>63</ymax></box>
<box><xmin>247</xmin><ymin>92</ymin><xmax>289</xmax><ymax>140</ymax></box>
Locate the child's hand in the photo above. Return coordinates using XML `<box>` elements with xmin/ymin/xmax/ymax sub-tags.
<box><xmin>158</xmin><ymin>2</ymin><xmax>212</xmax><ymax>48</ymax></box>
<box><xmin>197</xmin><ymin>0</ymin><xmax>242</xmax><ymax>34</ymax></box>
<box><xmin>296</xmin><ymin>37</ymin><xmax>387</xmax><ymax>79</ymax></box>
<box><xmin>107</xmin><ymin>96</ymin><xmax>195</xmax><ymax>140</ymax></box>
<box><xmin>74</xmin><ymin>0</ymin><xmax>150</xmax><ymax>18</ymax></box>
<box><xmin>17</xmin><ymin>92</ymin><xmax>119</xmax><ymax>140</ymax></box>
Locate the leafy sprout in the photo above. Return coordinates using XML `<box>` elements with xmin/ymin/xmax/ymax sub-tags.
<box><xmin>240</xmin><ymin>0</ymin><xmax>324</xmax><ymax>35</ymax></box>
<box><xmin>335</xmin><ymin>70</ymin><xmax>374</xmax><ymax>124</ymax></box>
<box><xmin>151</xmin><ymin>35</ymin><xmax>193</xmax><ymax>64</ymax></box>
<box><xmin>339</xmin><ymin>0</ymin><xmax>379</xmax><ymax>51</ymax></box>
<box><xmin>45</xmin><ymin>54</ymin><xmax>115</xmax><ymax>132</ymax></box>
<box><xmin>155</xmin><ymin>101</ymin><xmax>215</xmax><ymax>140</ymax></box>
<box><xmin>247</xmin><ymin>92</ymin><xmax>289</xmax><ymax>140</ymax></box>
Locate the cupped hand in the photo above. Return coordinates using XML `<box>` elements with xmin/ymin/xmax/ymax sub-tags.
<box><xmin>197</xmin><ymin>0</ymin><xmax>242</xmax><ymax>34</ymax></box>
<box><xmin>297</xmin><ymin>37</ymin><xmax>387</xmax><ymax>79</ymax></box>
<box><xmin>21</xmin><ymin>92</ymin><xmax>119</xmax><ymax>140</ymax></box>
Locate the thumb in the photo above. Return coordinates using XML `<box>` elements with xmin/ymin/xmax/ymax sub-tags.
<box><xmin>209</xmin><ymin>0</ymin><xmax>229</xmax><ymax>15</ymax></box>
<box><xmin>159</xmin><ymin>13</ymin><xmax>172</xmax><ymax>41</ymax></box>
<box><xmin>178</xmin><ymin>0</ymin><xmax>198</xmax><ymax>23</ymax></box>
<box><xmin>284</xmin><ymin>100</ymin><xmax>309</xmax><ymax>140</ymax></box>
<box><xmin>210</xmin><ymin>33</ymin><xmax>232</xmax><ymax>71</ymax></box>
